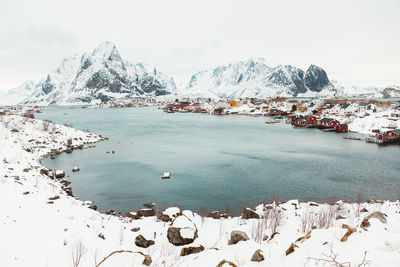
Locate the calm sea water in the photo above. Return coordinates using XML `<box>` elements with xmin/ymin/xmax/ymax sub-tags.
<box><xmin>38</xmin><ymin>106</ymin><xmax>400</xmax><ymax>215</ymax></box>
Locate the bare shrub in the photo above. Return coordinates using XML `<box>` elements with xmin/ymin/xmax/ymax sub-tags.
<box><xmin>72</xmin><ymin>240</ymin><xmax>87</xmax><ymax>267</ymax></box>
<box><xmin>301</xmin><ymin>205</ymin><xmax>338</xmax><ymax>233</ymax></box>
<box><xmin>42</xmin><ymin>120</ymin><xmax>52</xmax><ymax>131</ymax></box>
<box><xmin>306</xmin><ymin>244</ymin><xmax>370</xmax><ymax>267</ymax></box>
<box><xmin>269</xmin><ymin>204</ymin><xmax>282</xmax><ymax>233</ymax></box>
<box><xmin>301</xmin><ymin>207</ymin><xmax>316</xmax><ymax>233</ymax></box>
<box><xmin>251</xmin><ymin>219</ymin><xmax>267</xmax><ymax>243</ymax></box>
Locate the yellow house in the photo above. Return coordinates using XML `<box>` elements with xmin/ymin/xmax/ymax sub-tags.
<box><xmin>297</xmin><ymin>106</ymin><xmax>308</xmax><ymax>112</ymax></box>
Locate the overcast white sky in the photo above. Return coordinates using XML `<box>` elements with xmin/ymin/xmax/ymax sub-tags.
<box><xmin>0</xmin><ymin>0</ymin><xmax>399</xmax><ymax>92</ymax></box>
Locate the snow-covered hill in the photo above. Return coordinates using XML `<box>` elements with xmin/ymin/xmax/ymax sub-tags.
<box><xmin>0</xmin><ymin>81</ymin><xmax>35</xmax><ymax>106</ymax></box>
<box><xmin>184</xmin><ymin>58</ymin><xmax>336</xmax><ymax>98</ymax></box>
<box><xmin>23</xmin><ymin>42</ymin><xmax>176</xmax><ymax>105</ymax></box>
<box><xmin>381</xmin><ymin>85</ymin><xmax>400</xmax><ymax>98</ymax></box>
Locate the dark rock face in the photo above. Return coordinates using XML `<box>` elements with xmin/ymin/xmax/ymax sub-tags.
<box><xmin>269</xmin><ymin>65</ymin><xmax>307</xmax><ymax>96</ymax></box>
<box><xmin>304</xmin><ymin>65</ymin><xmax>330</xmax><ymax>92</ymax></box>
<box><xmin>180</xmin><ymin>245</ymin><xmax>205</xmax><ymax>256</ymax></box>
<box><xmin>135</xmin><ymin>235</ymin><xmax>155</xmax><ymax>248</ymax></box>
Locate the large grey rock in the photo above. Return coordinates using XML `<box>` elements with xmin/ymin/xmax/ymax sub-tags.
<box><xmin>228</xmin><ymin>230</ymin><xmax>249</xmax><ymax>245</ymax></box>
<box><xmin>361</xmin><ymin>211</ymin><xmax>387</xmax><ymax>228</ymax></box>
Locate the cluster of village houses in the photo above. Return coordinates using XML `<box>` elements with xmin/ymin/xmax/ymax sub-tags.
<box><xmin>162</xmin><ymin>97</ymin><xmax>400</xmax><ymax>144</ymax></box>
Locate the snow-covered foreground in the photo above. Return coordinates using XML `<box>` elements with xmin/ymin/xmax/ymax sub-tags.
<box><xmin>1</xmin><ymin>115</ymin><xmax>400</xmax><ymax>267</ymax></box>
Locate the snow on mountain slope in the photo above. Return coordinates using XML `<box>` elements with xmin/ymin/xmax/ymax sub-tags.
<box><xmin>185</xmin><ymin>58</ymin><xmax>336</xmax><ymax>98</ymax></box>
<box><xmin>381</xmin><ymin>85</ymin><xmax>400</xmax><ymax>98</ymax></box>
<box><xmin>0</xmin><ymin>81</ymin><xmax>35</xmax><ymax>106</ymax></box>
<box><xmin>24</xmin><ymin>42</ymin><xmax>176</xmax><ymax>105</ymax></box>
<box><xmin>331</xmin><ymin>80</ymin><xmax>383</xmax><ymax>97</ymax></box>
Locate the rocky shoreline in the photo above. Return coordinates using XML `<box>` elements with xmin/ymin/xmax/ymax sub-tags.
<box><xmin>1</xmin><ymin>114</ymin><xmax>400</xmax><ymax>266</ymax></box>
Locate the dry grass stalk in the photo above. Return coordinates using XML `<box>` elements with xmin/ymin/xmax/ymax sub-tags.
<box><xmin>96</xmin><ymin>250</ymin><xmax>152</xmax><ymax>266</ymax></box>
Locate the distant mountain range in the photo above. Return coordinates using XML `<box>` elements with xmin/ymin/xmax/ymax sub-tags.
<box><xmin>0</xmin><ymin>81</ymin><xmax>35</xmax><ymax>106</ymax></box>
<box><xmin>184</xmin><ymin>58</ymin><xmax>337</xmax><ymax>98</ymax></box>
<box><xmin>0</xmin><ymin>43</ymin><xmax>396</xmax><ymax>105</ymax></box>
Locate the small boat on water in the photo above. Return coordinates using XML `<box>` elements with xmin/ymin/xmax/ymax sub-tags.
<box><xmin>162</xmin><ymin>172</ymin><xmax>171</xmax><ymax>179</ymax></box>
<box><xmin>166</xmin><ymin>110</ymin><xmax>175</xmax><ymax>113</ymax></box>
<box><xmin>265</xmin><ymin>120</ymin><xmax>279</xmax><ymax>124</ymax></box>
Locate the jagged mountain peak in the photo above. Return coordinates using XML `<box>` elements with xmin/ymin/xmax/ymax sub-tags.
<box><xmin>23</xmin><ymin>42</ymin><xmax>176</xmax><ymax>105</ymax></box>
<box><xmin>91</xmin><ymin>41</ymin><xmax>121</xmax><ymax>61</ymax></box>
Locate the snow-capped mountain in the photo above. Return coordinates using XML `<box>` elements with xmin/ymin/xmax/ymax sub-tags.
<box><xmin>0</xmin><ymin>81</ymin><xmax>35</xmax><ymax>106</ymax></box>
<box><xmin>184</xmin><ymin>58</ymin><xmax>336</xmax><ymax>98</ymax></box>
<box><xmin>381</xmin><ymin>85</ymin><xmax>400</xmax><ymax>98</ymax></box>
<box><xmin>24</xmin><ymin>42</ymin><xmax>176</xmax><ymax>105</ymax></box>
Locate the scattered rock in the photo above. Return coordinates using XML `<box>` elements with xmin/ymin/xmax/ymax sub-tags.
<box><xmin>286</xmin><ymin>243</ymin><xmax>299</xmax><ymax>256</ymax></box>
<box><xmin>336</xmin><ymin>215</ymin><xmax>346</xmax><ymax>220</ymax></box>
<box><xmin>98</xmin><ymin>233</ymin><xmax>105</xmax><ymax>240</ymax></box>
<box><xmin>361</xmin><ymin>211</ymin><xmax>387</xmax><ymax>228</ymax></box>
<box><xmin>131</xmin><ymin>227</ymin><xmax>140</xmax><ymax>232</ymax></box>
<box><xmin>269</xmin><ymin>232</ymin><xmax>279</xmax><ymax>241</ymax></box>
<box><xmin>124</xmin><ymin>211</ymin><xmax>141</xmax><ymax>220</ymax></box>
<box><xmin>207</xmin><ymin>211</ymin><xmax>221</xmax><ymax>219</ymax></box>
<box><xmin>72</xmin><ymin>166</ymin><xmax>80</xmax><ymax>172</ymax></box>
<box><xmin>216</xmin><ymin>260</ymin><xmax>237</xmax><ymax>267</ymax></box>
<box><xmin>251</xmin><ymin>249</ymin><xmax>264</xmax><ymax>262</ymax></box>
<box><xmin>135</xmin><ymin>235</ymin><xmax>155</xmax><ymax>248</ymax></box>
<box><xmin>40</xmin><ymin>168</ymin><xmax>50</xmax><ymax>175</ymax></box>
<box><xmin>23</xmin><ymin>191</ymin><xmax>30</xmax><ymax>195</ymax></box>
<box><xmin>309</xmin><ymin>202</ymin><xmax>319</xmax><ymax>207</ymax></box>
<box><xmin>262</xmin><ymin>234</ymin><xmax>269</xmax><ymax>241</ymax></box>
<box><xmin>88</xmin><ymin>205</ymin><xmax>97</xmax><ymax>211</ymax></box>
<box><xmin>360</xmin><ymin>207</ymin><xmax>368</xmax><ymax>213</ymax></box>
<box><xmin>341</xmin><ymin>224</ymin><xmax>356</xmax><ymax>242</ymax></box>
<box><xmin>242</xmin><ymin>208</ymin><xmax>260</xmax><ymax>219</ymax></box>
<box><xmin>180</xmin><ymin>245</ymin><xmax>205</xmax><ymax>256</ymax></box>
<box><xmin>137</xmin><ymin>209</ymin><xmax>155</xmax><ymax>217</ymax></box>
<box><xmin>296</xmin><ymin>230</ymin><xmax>312</xmax><ymax>243</ymax></box>
<box><xmin>143</xmin><ymin>202</ymin><xmax>155</xmax><ymax>208</ymax></box>
<box><xmin>47</xmin><ymin>201</ymin><xmax>54</xmax><ymax>204</ymax></box>
<box><xmin>55</xmin><ymin>170</ymin><xmax>65</xmax><ymax>179</ymax></box>
<box><xmin>142</xmin><ymin>254</ymin><xmax>152</xmax><ymax>266</ymax></box>
<box><xmin>49</xmin><ymin>196</ymin><xmax>60</xmax><ymax>200</ymax></box>
<box><xmin>228</xmin><ymin>230</ymin><xmax>249</xmax><ymax>245</ymax></box>
<box><xmin>157</xmin><ymin>207</ymin><xmax>181</xmax><ymax>222</ymax></box>
<box><xmin>23</xmin><ymin>168</ymin><xmax>30</xmax><ymax>172</ymax></box>
<box><xmin>105</xmin><ymin>208</ymin><xmax>116</xmax><ymax>215</ymax></box>
<box><xmin>167</xmin><ymin>227</ymin><xmax>197</xmax><ymax>246</ymax></box>
<box><xmin>60</xmin><ymin>179</ymin><xmax>71</xmax><ymax>186</ymax></box>
<box><xmin>65</xmin><ymin>147</ymin><xmax>73</xmax><ymax>154</ymax></box>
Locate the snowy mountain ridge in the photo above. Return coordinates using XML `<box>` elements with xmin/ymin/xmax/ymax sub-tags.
<box><xmin>184</xmin><ymin>58</ymin><xmax>337</xmax><ymax>98</ymax></box>
<box><xmin>22</xmin><ymin>42</ymin><xmax>176</xmax><ymax>105</ymax></box>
